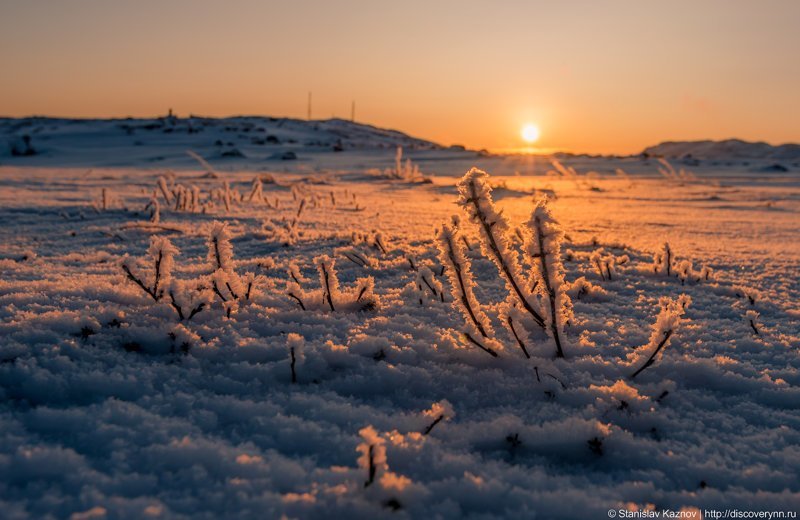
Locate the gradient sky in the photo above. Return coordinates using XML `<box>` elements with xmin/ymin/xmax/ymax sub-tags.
<box><xmin>1</xmin><ymin>0</ymin><xmax>799</xmax><ymax>154</ymax></box>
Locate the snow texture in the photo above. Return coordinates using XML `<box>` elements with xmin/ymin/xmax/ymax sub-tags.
<box><xmin>0</xmin><ymin>121</ymin><xmax>799</xmax><ymax>518</ymax></box>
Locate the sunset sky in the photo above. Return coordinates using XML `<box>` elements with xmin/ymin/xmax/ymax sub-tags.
<box><xmin>1</xmin><ymin>0</ymin><xmax>798</xmax><ymax>154</ymax></box>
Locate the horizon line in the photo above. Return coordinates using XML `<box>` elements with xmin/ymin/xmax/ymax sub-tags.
<box><xmin>2</xmin><ymin>113</ymin><xmax>799</xmax><ymax>156</ymax></box>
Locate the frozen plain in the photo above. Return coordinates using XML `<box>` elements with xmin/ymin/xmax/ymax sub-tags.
<box><xmin>0</xmin><ymin>118</ymin><xmax>799</xmax><ymax>519</ymax></box>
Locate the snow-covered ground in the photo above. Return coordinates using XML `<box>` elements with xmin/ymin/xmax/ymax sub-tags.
<box><xmin>1</xmin><ymin>121</ymin><xmax>799</xmax><ymax>518</ymax></box>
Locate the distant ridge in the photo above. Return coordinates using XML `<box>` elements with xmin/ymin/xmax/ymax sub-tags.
<box><xmin>0</xmin><ymin>115</ymin><xmax>443</xmax><ymax>151</ymax></box>
<box><xmin>0</xmin><ymin>115</ymin><xmax>446</xmax><ymax>167</ymax></box>
<box><xmin>642</xmin><ymin>139</ymin><xmax>800</xmax><ymax>161</ymax></box>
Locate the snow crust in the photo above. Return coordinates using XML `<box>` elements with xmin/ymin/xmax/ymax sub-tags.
<box><xmin>0</xmin><ymin>141</ymin><xmax>799</xmax><ymax>518</ymax></box>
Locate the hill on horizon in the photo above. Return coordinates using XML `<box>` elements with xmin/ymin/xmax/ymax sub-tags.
<box><xmin>1</xmin><ymin>115</ymin><xmax>448</xmax><ymax>167</ymax></box>
<box><xmin>4</xmin><ymin>115</ymin><xmax>800</xmax><ymax>165</ymax></box>
<box><xmin>642</xmin><ymin>138</ymin><xmax>800</xmax><ymax>161</ymax></box>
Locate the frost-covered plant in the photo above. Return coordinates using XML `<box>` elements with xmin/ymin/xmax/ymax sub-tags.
<box><xmin>421</xmin><ymin>400</ymin><xmax>455</xmax><ymax>435</ymax></box>
<box><xmin>657</xmin><ymin>158</ymin><xmax>697</xmax><ymax>183</ymax></box>
<box><xmin>157</xmin><ymin>176</ymin><xmax>172</xmax><ymax>205</ymax></box>
<box><xmin>186</xmin><ymin>150</ymin><xmax>219</xmax><ymax>178</ymax></box>
<box><xmin>673</xmin><ymin>258</ymin><xmax>710</xmax><ymax>286</ymax></box>
<box><xmin>498</xmin><ymin>301</ymin><xmax>531</xmax><ymax>358</ymax></box>
<box><xmin>167</xmin><ymin>279</ymin><xmax>210</xmax><ymax>321</ymax></box>
<box><xmin>93</xmin><ymin>188</ymin><xmax>119</xmax><ymax>212</ymax></box>
<box><xmin>357</xmin><ymin>426</ymin><xmax>387</xmax><ymax>488</ymax></box>
<box><xmin>286</xmin><ymin>255</ymin><xmax>379</xmax><ymax>313</ymax></box>
<box><xmin>122</xmin><ymin>236</ymin><xmax>212</xmax><ymax>321</ymax></box>
<box><xmin>248</xmin><ymin>177</ymin><xmax>264</xmax><ymax>203</ymax></box>
<box><xmin>121</xmin><ymin>231</ymin><xmax>254</xmax><ymax>321</ymax></box>
<box><xmin>698</xmin><ymin>265</ymin><xmax>713</xmax><ymax>282</ymax></box>
<box><xmin>548</xmin><ymin>159</ymin><xmax>578</xmax><ymax>179</ymax></box>
<box><xmin>287</xmin><ymin>333</ymin><xmax>305</xmax><ymax>383</ymax></box>
<box><xmin>456</xmin><ymin>168</ymin><xmax>545</xmax><ymax>329</ymax></box>
<box><xmin>525</xmin><ymin>199</ymin><xmax>572</xmax><ymax>358</ymax></box>
<box><xmin>436</xmin><ymin>221</ymin><xmax>500</xmax><ymax>357</ymax></box>
<box><xmin>653</xmin><ymin>244</ymin><xmax>711</xmax><ymax>285</ymax></box>
<box><xmin>746</xmin><ymin>309</ymin><xmax>760</xmax><ymax>336</ymax></box>
<box><xmin>630</xmin><ymin>294</ymin><xmax>691</xmax><ymax>378</ymax></box>
<box><xmin>734</xmin><ymin>285</ymin><xmax>759</xmax><ymax>306</ymax></box>
<box><xmin>206</xmin><ymin>222</ymin><xmax>256</xmax><ymax>317</ymax></box>
<box><xmin>373</xmin><ymin>232</ymin><xmax>388</xmax><ymax>256</ymax></box>
<box><xmin>177</xmin><ymin>185</ymin><xmax>190</xmax><ymax>212</ymax></box>
<box><xmin>317</xmin><ymin>255</ymin><xmax>338</xmax><ymax>312</ymax></box>
<box><xmin>191</xmin><ymin>185</ymin><xmax>201</xmax><ymax>212</ymax></box>
<box><xmin>162</xmin><ymin>180</ymin><xmax>207</xmax><ymax>214</ymax></box>
<box><xmin>676</xmin><ymin>259</ymin><xmax>693</xmax><ymax>285</ymax></box>
<box><xmin>533</xmin><ymin>365</ymin><xmax>568</xmax><ymax>392</ymax></box>
<box><xmin>264</xmin><ymin>198</ymin><xmax>306</xmax><ymax>246</ymax></box>
<box><xmin>121</xmin><ymin>236</ymin><xmax>178</xmax><ymax>302</ymax></box>
<box><xmin>380</xmin><ymin>146</ymin><xmax>430</xmax><ymax>183</ymax></box>
<box><xmin>207</xmin><ymin>221</ymin><xmax>255</xmax><ymax>316</ymax></box>
<box><xmin>548</xmin><ymin>159</ymin><xmax>602</xmax><ymax>190</ymax></box>
<box><xmin>339</xmin><ymin>232</ymin><xmax>386</xmax><ymax>269</ymax></box>
<box><xmin>222</xmin><ymin>180</ymin><xmax>233</xmax><ymax>211</ymax></box>
<box><xmin>339</xmin><ymin>248</ymin><xmax>375</xmax><ymax>269</ymax></box>
<box><xmin>263</xmin><ymin>219</ymin><xmax>297</xmax><ymax>247</ymax></box>
<box><xmin>173</xmin><ymin>185</ymin><xmax>186</xmax><ymax>211</ymax></box>
<box><xmin>590</xmin><ymin>249</ymin><xmax>607</xmax><ymax>280</ymax></box>
<box><xmin>286</xmin><ymin>261</ymin><xmax>309</xmax><ymax>310</ymax></box>
<box><xmin>209</xmin><ymin>270</ymin><xmax>247</xmax><ymax>316</ymax></box>
<box><xmin>287</xmin><ymin>260</ymin><xmax>308</xmax><ymax>285</ymax></box>
<box><xmin>565</xmin><ymin>276</ymin><xmax>607</xmax><ymax>301</ymax></box>
<box><xmin>590</xmin><ymin>248</ymin><xmax>628</xmax><ymax>281</ymax></box>
<box><xmin>653</xmin><ymin>242</ymin><xmax>673</xmax><ymax>276</ymax></box>
<box><xmin>414</xmin><ymin>265</ymin><xmax>444</xmax><ymax>305</ymax></box>
<box><xmin>688</xmin><ymin>263</ymin><xmax>712</xmax><ymax>284</ymax></box>
<box><xmin>208</xmin><ymin>221</ymin><xmax>234</xmax><ymax>271</ymax></box>
<box><xmin>210</xmin><ymin>180</ymin><xmax>241</xmax><ymax>212</ymax></box>
<box><xmin>144</xmin><ymin>196</ymin><xmax>160</xmax><ymax>223</ymax></box>
<box><xmin>351</xmin><ymin>230</ymin><xmax>388</xmax><ymax>256</ymax></box>
<box><xmin>169</xmin><ymin>323</ymin><xmax>201</xmax><ymax>354</ymax></box>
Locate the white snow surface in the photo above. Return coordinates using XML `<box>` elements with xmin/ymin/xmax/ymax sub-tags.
<box><xmin>1</xmin><ymin>122</ymin><xmax>799</xmax><ymax>518</ymax></box>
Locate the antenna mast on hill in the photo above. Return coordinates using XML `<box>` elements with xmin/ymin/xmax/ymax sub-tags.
<box><xmin>307</xmin><ymin>92</ymin><xmax>312</xmax><ymax>121</ymax></box>
<box><xmin>351</xmin><ymin>100</ymin><xmax>355</xmax><ymax>122</ymax></box>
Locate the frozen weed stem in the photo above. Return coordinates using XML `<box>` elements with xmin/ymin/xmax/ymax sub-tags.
<box><xmin>122</xmin><ymin>236</ymin><xmax>210</xmax><ymax>321</ymax></box>
<box><xmin>456</xmin><ymin>168</ymin><xmax>545</xmax><ymax>329</ymax></box>
<box><xmin>436</xmin><ymin>221</ymin><xmax>499</xmax><ymax>357</ymax></box>
<box><xmin>121</xmin><ymin>236</ymin><xmax>177</xmax><ymax>302</ymax></box>
<box><xmin>653</xmin><ymin>242</ymin><xmax>673</xmax><ymax>276</ymax></box>
<box><xmin>631</xmin><ymin>295</ymin><xmax>691</xmax><ymax>378</ymax></box>
<box><xmin>525</xmin><ymin>199</ymin><xmax>573</xmax><ymax>358</ymax></box>
<box><xmin>746</xmin><ymin>309</ymin><xmax>760</xmax><ymax>335</ymax></box>
<box><xmin>167</xmin><ymin>279</ymin><xmax>209</xmax><ymax>321</ymax></box>
<box><xmin>264</xmin><ymin>198</ymin><xmax>306</xmax><ymax>246</ymax></box>
<box><xmin>286</xmin><ymin>255</ymin><xmax>379</xmax><ymax>312</ymax></box>
<box><xmin>317</xmin><ymin>256</ymin><xmax>338</xmax><ymax>311</ymax></box>
<box><xmin>357</xmin><ymin>426</ymin><xmax>387</xmax><ymax>488</ymax></box>
<box><xmin>144</xmin><ymin>196</ymin><xmax>160</xmax><ymax>223</ymax></box>
<box><xmin>287</xmin><ymin>333</ymin><xmax>305</xmax><ymax>383</ymax></box>
<box><xmin>590</xmin><ymin>248</ymin><xmax>627</xmax><ymax>281</ymax></box>
<box><xmin>207</xmin><ymin>222</ymin><xmax>256</xmax><ymax>317</ymax></box>
<box><xmin>653</xmin><ymin>243</ymin><xmax>711</xmax><ymax>285</ymax></box>
<box><xmin>414</xmin><ymin>265</ymin><xmax>444</xmax><ymax>305</ymax></box>
<box><xmin>422</xmin><ymin>400</ymin><xmax>455</xmax><ymax>435</ymax></box>
<box><xmin>499</xmin><ymin>301</ymin><xmax>531</xmax><ymax>358</ymax></box>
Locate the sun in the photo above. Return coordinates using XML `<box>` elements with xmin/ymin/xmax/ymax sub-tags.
<box><xmin>521</xmin><ymin>123</ymin><xmax>540</xmax><ymax>144</ymax></box>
